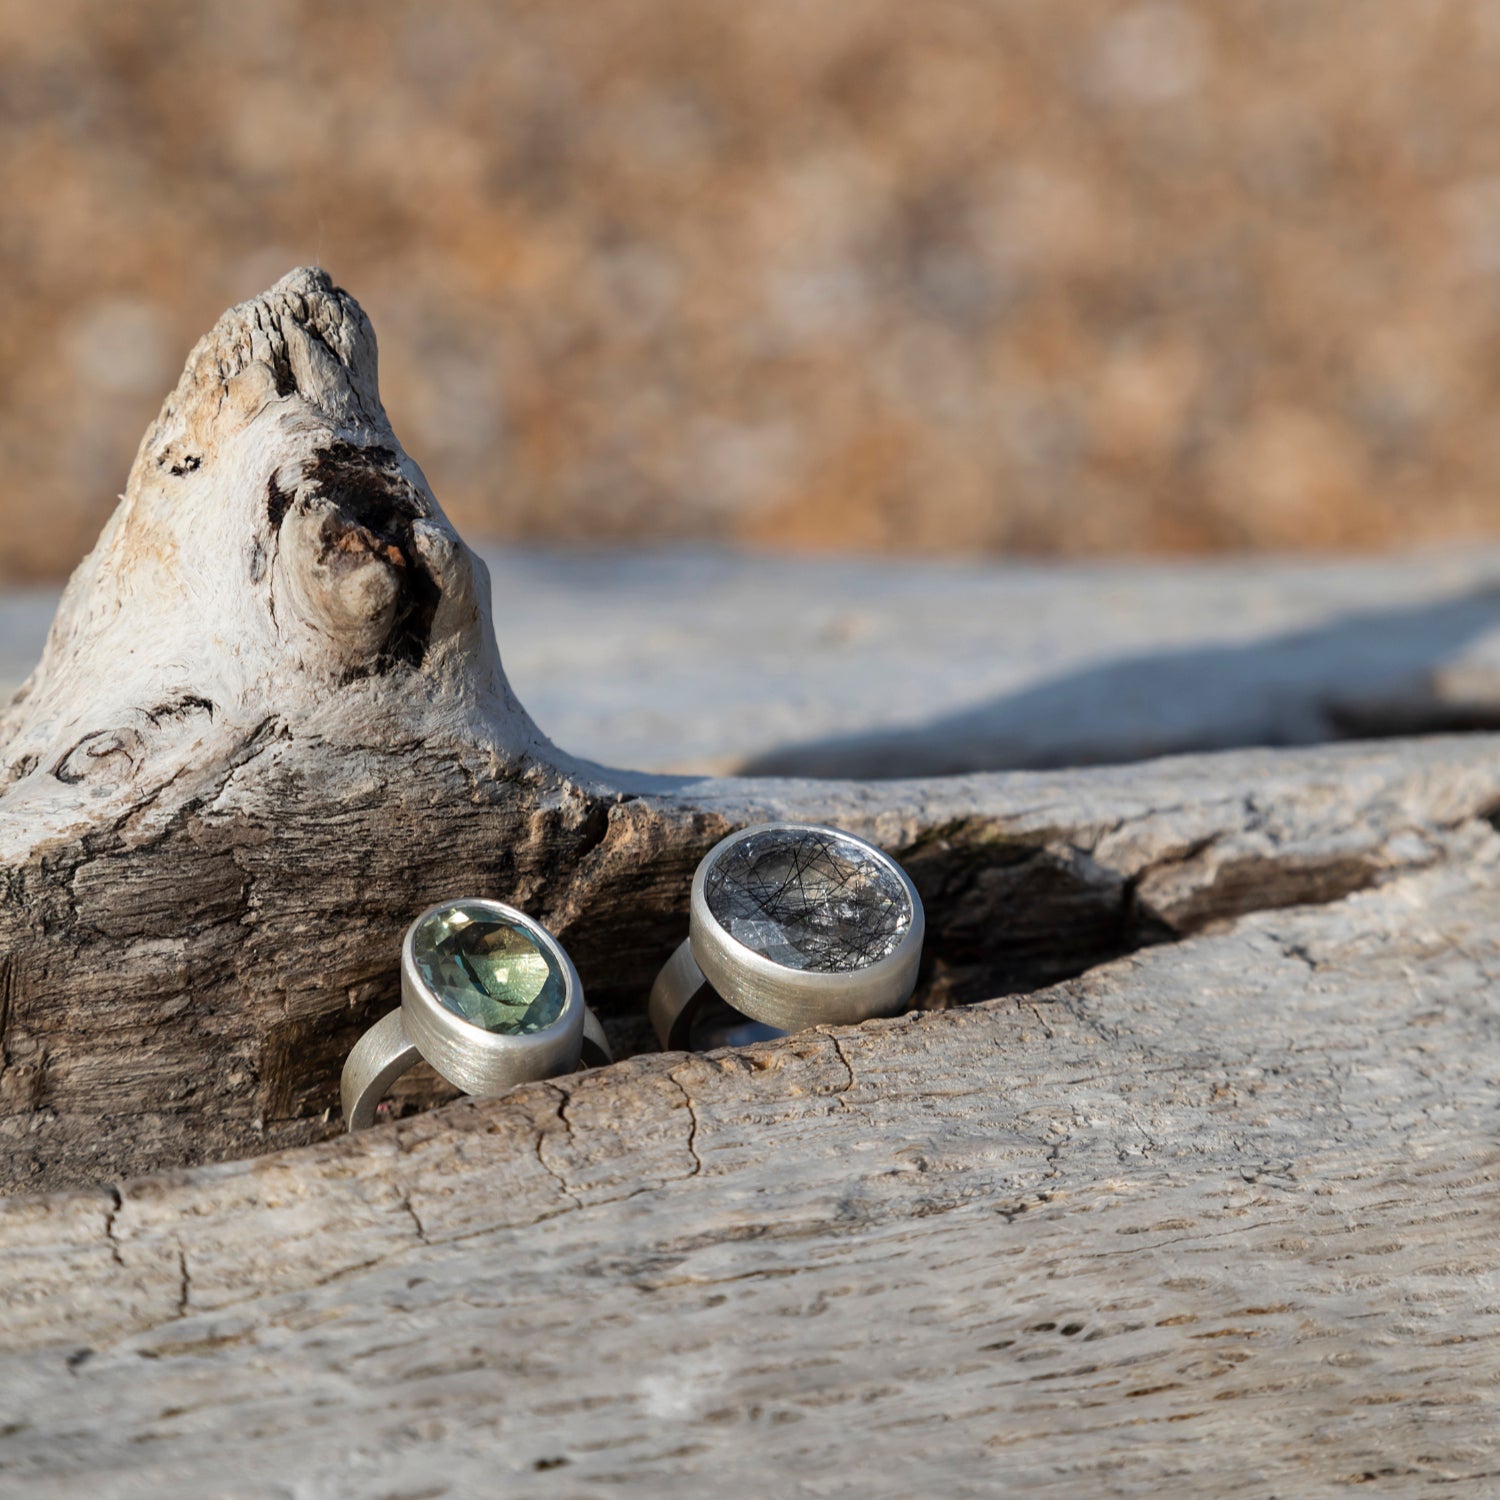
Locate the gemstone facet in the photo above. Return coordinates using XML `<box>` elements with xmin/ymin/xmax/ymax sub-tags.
<box><xmin>410</xmin><ymin>901</ymin><xmax>566</xmax><ymax>1035</ymax></box>
<box><xmin>703</xmin><ymin>827</ymin><xmax>912</xmax><ymax>973</ymax></box>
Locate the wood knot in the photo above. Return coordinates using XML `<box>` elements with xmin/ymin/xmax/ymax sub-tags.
<box><xmin>270</xmin><ymin>443</ymin><xmax>443</xmax><ymax>675</ymax></box>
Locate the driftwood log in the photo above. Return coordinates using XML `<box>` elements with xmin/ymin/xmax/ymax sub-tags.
<box><xmin>2</xmin><ymin>271</ymin><xmax>1499</xmax><ymax>1494</ymax></box>
<box><xmin>14</xmin><ymin>543</ymin><xmax>1500</xmax><ymax>781</ymax></box>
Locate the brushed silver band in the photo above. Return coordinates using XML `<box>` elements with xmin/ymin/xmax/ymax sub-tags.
<box><xmin>649</xmin><ymin>823</ymin><xmax>925</xmax><ymax>1051</ymax></box>
<box><xmin>342</xmin><ymin>1008</ymin><xmax>423</xmax><ymax>1131</ymax></box>
<box><xmin>648</xmin><ymin>938</ymin><xmax>711</xmax><ymax>1051</ymax></box>
<box><xmin>342</xmin><ymin>1003</ymin><xmax>611</xmax><ymax>1131</ymax></box>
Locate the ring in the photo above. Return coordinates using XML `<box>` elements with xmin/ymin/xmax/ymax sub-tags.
<box><xmin>341</xmin><ymin>897</ymin><xmax>611</xmax><ymax>1131</ymax></box>
<box><xmin>648</xmin><ymin>823</ymin><xmax>924</xmax><ymax>1052</ymax></box>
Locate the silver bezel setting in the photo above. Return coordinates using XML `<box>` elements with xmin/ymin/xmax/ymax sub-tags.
<box><xmin>400</xmin><ymin>898</ymin><xmax>586</xmax><ymax>1096</ymax></box>
<box><xmin>688</xmin><ymin>822</ymin><xmax>924</xmax><ymax>1033</ymax></box>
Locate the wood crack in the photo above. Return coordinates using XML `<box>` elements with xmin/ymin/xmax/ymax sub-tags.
<box><xmin>667</xmin><ymin>1071</ymin><xmax>704</xmax><ymax>1177</ymax></box>
<box><xmin>174</xmin><ymin>1247</ymin><xmax>191</xmax><ymax>1316</ymax></box>
<box><xmin>825</xmin><ymin>1032</ymin><xmax>857</xmax><ymax>1111</ymax></box>
<box><xmin>399</xmin><ymin>1194</ymin><xmax>428</xmax><ymax>1244</ymax></box>
<box><xmin>102</xmin><ymin>1188</ymin><xmax>124</xmax><ymax>1268</ymax></box>
<box><xmin>536</xmin><ymin>1085</ymin><xmax>584</xmax><ymax>1210</ymax></box>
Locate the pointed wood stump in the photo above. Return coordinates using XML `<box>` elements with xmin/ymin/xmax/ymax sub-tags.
<box><xmin>1</xmin><ymin>272</ymin><xmax>1497</xmax><ymax>1495</ymax></box>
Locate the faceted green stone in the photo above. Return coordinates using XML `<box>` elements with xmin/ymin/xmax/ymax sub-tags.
<box><xmin>411</xmin><ymin>901</ymin><xmax>566</xmax><ymax>1035</ymax></box>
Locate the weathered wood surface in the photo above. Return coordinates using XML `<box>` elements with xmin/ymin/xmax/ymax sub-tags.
<box><xmin>499</xmin><ymin>543</ymin><xmax>1500</xmax><ymax>776</ymax></box>
<box><xmin>3</xmin><ymin>269</ymin><xmax>1500</xmax><ymax>1494</ymax></box>
<box><xmin>3</xmin><ymin>835</ymin><xmax>1498</xmax><ymax>1495</ymax></box>
<box><xmin>11</xmin><ymin>545</ymin><xmax>1500</xmax><ymax>777</ymax></box>
<box><xmin>9</xmin><ymin>267</ymin><xmax>1500</xmax><ymax>1193</ymax></box>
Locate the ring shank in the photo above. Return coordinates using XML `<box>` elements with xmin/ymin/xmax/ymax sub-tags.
<box><xmin>341</xmin><ymin>1009</ymin><xmax>422</xmax><ymax>1131</ymax></box>
<box><xmin>648</xmin><ymin>938</ymin><xmax>709</xmax><ymax>1050</ymax></box>
<box><xmin>581</xmin><ymin>1006</ymin><xmax>612</xmax><ymax>1068</ymax></box>
<box><xmin>342</xmin><ymin>1004</ymin><xmax>615</xmax><ymax>1131</ymax></box>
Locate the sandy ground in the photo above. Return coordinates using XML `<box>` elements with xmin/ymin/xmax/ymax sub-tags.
<box><xmin>6</xmin><ymin>3</ymin><xmax>1500</xmax><ymax>578</ymax></box>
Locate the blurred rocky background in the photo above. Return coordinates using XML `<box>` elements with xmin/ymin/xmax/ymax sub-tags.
<box><xmin>5</xmin><ymin>0</ymin><xmax>1500</xmax><ymax>581</ymax></box>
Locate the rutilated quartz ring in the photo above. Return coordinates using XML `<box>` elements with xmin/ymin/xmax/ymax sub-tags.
<box><xmin>648</xmin><ymin>823</ymin><xmax>925</xmax><ymax>1052</ymax></box>
<box><xmin>341</xmin><ymin>898</ymin><xmax>611</xmax><ymax>1132</ymax></box>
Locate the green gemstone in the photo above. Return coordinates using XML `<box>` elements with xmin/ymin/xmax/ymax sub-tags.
<box><xmin>411</xmin><ymin>901</ymin><xmax>566</xmax><ymax>1035</ymax></box>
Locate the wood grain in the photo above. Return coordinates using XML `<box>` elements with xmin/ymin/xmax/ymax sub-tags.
<box><xmin>3</xmin><ymin>840</ymin><xmax>1497</xmax><ymax>1494</ymax></box>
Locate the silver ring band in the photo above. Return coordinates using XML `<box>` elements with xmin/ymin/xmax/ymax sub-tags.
<box><xmin>648</xmin><ymin>937</ymin><xmax>711</xmax><ymax>1053</ymax></box>
<box><xmin>341</xmin><ymin>898</ymin><xmax>612</xmax><ymax>1131</ymax></box>
<box><xmin>649</xmin><ymin>823</ymin><xmax>924</xmax><ymax>1051</ymax></box>
<box><xmin>342</xmin><ymin>1009</ymin><xmax>423</xmax><ymax>1132</ymax></box>
<box><xmin>342</xmin><ymin>1003</ymin><xmax>612</xmax><ymax>1130</ymax></box>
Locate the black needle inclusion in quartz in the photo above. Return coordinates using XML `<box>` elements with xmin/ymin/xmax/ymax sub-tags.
<box><xmin>703</xmin><ymin>827</ymin><xmax>911</xmax><ymax>973</ymax></box>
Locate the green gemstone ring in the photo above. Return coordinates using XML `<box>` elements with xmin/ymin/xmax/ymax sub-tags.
<box><xmin>341</xmin><ymin>898</ymin><xmax>611</xmax><ymax>1131</ymax></box>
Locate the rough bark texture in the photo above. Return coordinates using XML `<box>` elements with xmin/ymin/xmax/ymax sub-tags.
<box><xmin>3</xmin><ymin>270</ymin><xmax>1499</xmax><ymax>1494</ymax></box>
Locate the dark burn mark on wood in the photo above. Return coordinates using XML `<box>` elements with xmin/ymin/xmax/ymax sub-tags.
<box><xmin>306</xmin><ymin>443</ymin><xmax>439</xmax><ymax>670</ymax></box>
<box><xmin>315</xmin><ymin>516</ymin><xmax>404</xmax><ymax>572</ymax></box>
<box><xmin>266</xmin><ymin>478</ymin><xmax>292</xmax><ymax>531</ymax></box>
<box><xmin>155</xmin><ymin>447</ymin><xmax>202</xmax><ymax>476</ymax></box>
<box><xmin>387</xmin><ymin>559</ymin><xmax>441</xmax><ymax>671</ymax></box>
<box><xmin>144</xmin><ymin>696</ymin><xmax>215</xmax><ymax>727</ymax></box>
<box><xmin>306</xmin><ymin>444</ymin><xmax>402</xmax><ymax>525</ymax></box>
<box><xmin>0</xmin><ymin>954</ymin><xmax>14</xmax><ymax>1076</ymax></box>
<box><xmin>268</xmin><ymin>341</ymin><xmax>297</xmax><ymax>398</ymax></box>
